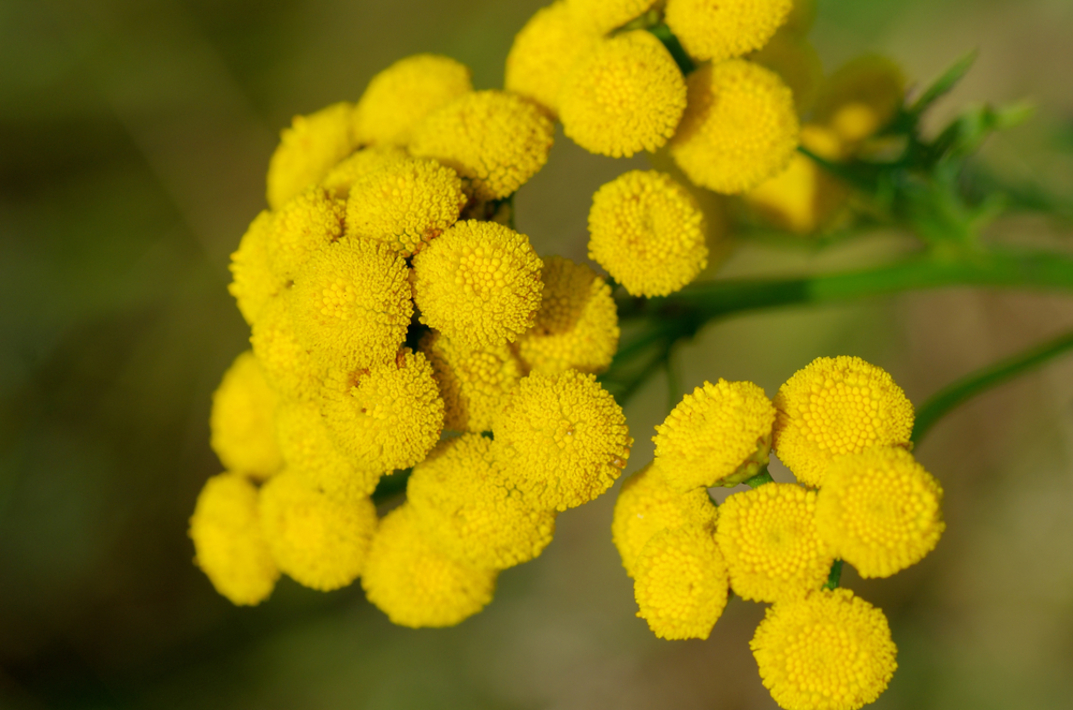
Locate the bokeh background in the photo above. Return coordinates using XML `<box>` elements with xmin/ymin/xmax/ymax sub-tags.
<box><xmin>3</xmin><ymin>0</ymin><xmax>1073</xmax><ymax>707</ymax></box>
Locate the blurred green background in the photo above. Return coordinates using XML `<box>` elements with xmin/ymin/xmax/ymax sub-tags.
<box><xmin>3</xmin><ymin>0</ymin><xmax>1073</xmax><ymax>708</ymax></box>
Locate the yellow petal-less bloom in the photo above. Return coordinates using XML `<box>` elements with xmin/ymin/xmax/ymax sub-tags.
<box><xmin>321</xmin><ymin>144</ymin><xmax>409</xmax><ymax>200</ymax></box>
<box><xmin>412</xmin><ymin>220</ymin><xmax>544</xmax><ymax>349</ymax></box>
<box><xmin>264</xmin><ymin>186</ymin><xmax>346</xmax><ymax>281</ymax></box>
<box><xmin>653</xmin><ymin>379</ymin><xmax>776</xmax><ymax>491</ymax></box>
<box><xmin>715</xmin><ymin>483</ymin><xmax>834</xmax><ymax>602</ymax></box>
<box><xmin>670</xmin><ymin>60</ymin><xmax>799</xmax><ymax>194</ymax></box>
<box><xmin>362</xmin><ymin>504</ymin><xmax>498</xmax><ymax>628</ymax></box>
<box><xmin>751</xmin><ymin>589</ymin><xmax>897</xmax><ymax>710</ymax></box>
<box><xmin>817</xmin><ymin>447</ymin><xmax>944</xmax><ymax>578</ymax></box>
<box><xmin>266</xmin><ymin>102</ymin><xmax>357</xmax><ymax>210</ymax></box>
<box><xmin>493</xmin><ymin>370</ymin><xmax>632</xmax><ymax>512</ymax></box>
<box><xmin>564</xmin><ymin>0</ymin><xmax>657</xmax><ymax>34</ymax></box>
<box><xmin>189</xmin><ymin>473</ymin><xmax>279</xmax><ymax>605</ymax></box>
<box><xmin>249</xmin><ymin>296</ymin><xmax>323</xmax><ymax>403</ymax></box>
<box><xmin>665</xmin><ymin>0</ymin><xmax>793</xmax><ymax>64</ymax></box>
<box><xmin>814</xmin><ymin>55</ymin><xmax>905</xmax><ymax>146</ymax></box>
<box><xmin>559</xmin><ymin>31</ymin><xmax>686</xmax><ymax>158</ymax></box>
<box><xmin>229</xmin><ymin>211</ymin><xmax>286</xmax><ymax>326</ymax></box>
<box><xmin>209</xmin><ymin>351</ymin><xmax>283</xmax><ymax>480</ymax></box>
<box><xmin>772</xmin><ymin>356</ymin><xmax>914</xmax><ymax>488</ymax></box>
<box><xmin>587</xmin><ymin>170</ymin><xmax>707</xmax><ymax>297</ymax></box>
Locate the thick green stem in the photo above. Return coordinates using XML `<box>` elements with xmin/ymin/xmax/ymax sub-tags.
<box><xmin>825</xmin><ymin>560</ymin><xmax>844</xmax><ymax>590</ymax></box>
<box><xmin>744</xmin><ymin>469</ymin><xmax>774</xmax><ymax>488</ymax></box>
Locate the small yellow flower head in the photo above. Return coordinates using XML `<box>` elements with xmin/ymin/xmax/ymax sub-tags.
<box><xmin>229</xmin><ymin>211</ymin><xmax>286</xmax><ymax>326</ymax></box>
<box><xmin>670</xmin><ymin>60</ymin><xmax>799</xmax><ymax>194</ymax></box>
<box><xmin>412</xmin><ymin>220</ymin><xmax>544</xmax><ymax>350</ymax></box>
<box><xmin>772</xmin><ymin>356</ymin><xmax>915</xmax><ymax>488</ymax></box>
<box><xmin>565</xmin><ymin>0</ymin><xmax>657</xmax><ymax>34</ymax></box>
<box><xmin>258</xmin><ymin>472</ymin><xmax>377</xmax><ymax>591</ymax></box>
<box><xmin>321</xmin><ymin>144</ymin><xmax>409</xmax><ymax>200</ymax></box>
<box><xmin>353</xmin><ymin>54</ymin><xmax>473</xmax><ymax>147</ymax></box>
<box><xmin>409</xmin><ymin>90</ymin><xmax>554</xmax><ymax>201</ymax></box>
<box><xmin>633</xmin><ymin>526</ymin><xmax>729</xmax><ymax>640</ymax></box>
<box><xmin>344</xmin><ymin>158</ymin><xmax>467</xmax><ymax>255</ymax></box>
<box><xmin>815</xmin><ymin>56</ymin><xmax>905</xmax><ymax>146</ymax></box>
<box><xmin>189</xmin><ymin>473</ymin><xmax>279</xmax><ymax>605</ymax></box>
<box><xmin>817</xmin><ymin>447</ymin><xmax>944</xmax><ymax>578</ymax></box>
<box><xmin>493</xmin><ymin>370</ymin><xmax>632</xmax><ymax>512</ymax></box>
<box><xmin>559</xmin><ymin>31</ymin><xmax>686</xmax><ymax>158</ymax></box>
<box><xmin>408</xmin><ymin>434</ymin><xmax>557</xmax><ymax>570</ymax></box>
<box><xmin>362</xmin><ymin>504</ymin><xmax>497</xmax><ymax>628</ymax></box>
<box><xmin>665</xmin><ymin>0</ymin><xmax>793</xmax><ymax>64</ymax></box>
<box><xmin>209</xmin><ymin>351</ymin><xmax>283</xmax><ymax>479</ymax></box>
<box><xmin>751</xmin><ymin>588</ymin><xmax>897</xmax><ymax>710</ymax></box>
<box><xmin>587</xmin><ymin>170</ymin><xmax>707</xmax><ymax>297</ymax></box>
<box><xmin>715</xmin><ymin>483</ymin><xmax>834</xmax><ymax>602</ymax></box>
<box><xmin>265</xmin><ymin>186</ymin><xmax>346</xmax><ymax>281</ymax></box>
<box><xmin>249</xmin><ymin>296</ymin><xmax>322</xmax><ymax>403</ymax></box>
<box><xmin>266</xmin><ymin>102</ymin><xmax>357</xmax><ymax>210</ymax></box>
<box><xmin>653</xmin><ymin>379</ymin><xmax>776</xmax><ymax>492</ymax></box>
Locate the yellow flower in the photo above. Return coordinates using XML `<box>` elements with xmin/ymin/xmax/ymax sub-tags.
<box><xmin>229</xmin><ymin>211</ymin><xmax>286</xmax><ymax>326</ymax></box>
<box><xmin>321</xmin><ymin>144</ymin><xmax>409</xmax><ymax>200</ymax></box>
<box><xmin>362</xmin><ymin>504</ymin><xmax>498</xmax><ymax>628</ymax></box>
<box><xmin>665</xmin><ymin>0</ymin><xmax>793</xmax><ymax>63</ymax></box>
<box><xmin>751</xmin><ymin>588</ymin><xmax>897</xmax><ymax>710</ymax></box>
<box><xmin>815</xmin><ymin>55</ymin><xmax>905</xmax><ymax>146</ymax></box>
<box><xmin>669</xmin><ymin>60</ymin><xmax>799</xmax><ymax>194</ymax></box>
<box><xmin>266</xmin><ymin>102</ymin><xmax>357</xmax><ymax>210</ymax></box>
<box><xmin>412</xmin><ymin>220</ymin><xmax>544</xmax><ymax>349</ymax></box>
<box><xmin>772</xmin><ymin>356</ymin><xmax>914</xmax><ymax>488</ymax></box>
<box><xmin>258</xmin><ymin>472</ymin><xmax>377</xmax><ymax>591</ymax></box>
<box><xmin>264</xmin><ymin>186</ymin><xmax>346</xmax><ymax>281</ymax></box>
<box><xmin>249</xmin><ymin>296</ymin><xmax>322</xmax><ymax>403</ymax></box>
<box><xmin>564</xmin><ymin>0</ymin><xmax>657</xmax><ymax>34</ymax></box>
<box><xmin>559</xmin><ymin>31</ymin><xmax>686</xmax><ymax>158</ymax></box>
<box><xmin>189</xmin><ymin>473</ymin><xmax>279</xmax><ymax>606</ymax></box>
<box><xmin>587</xmin><ymin>170</ymin><xmax>707</xmax><ymax>297</ymax></box>
<box><xmin>493</xmin><ymin>370</ymin><xmax>632</xmax><ymax>511</ymax></box>
<box><xmin>209</xmin><ymin>350</ymin><xmax>283</xmax><ymax>480</ymax></box>
<box><xmin>817</xmin><ymin>447</ymin><xmax>944</xmax><ymax>578</ymax></box>
<box><xmin>715</xmin><ymin>483</ymin><xmax>834</xmax><ymax>602</ymax></box>
<box><xmin>408</xmin><ymin>434</ymin><xmax>557</xmax><ymax>570</ymax></box>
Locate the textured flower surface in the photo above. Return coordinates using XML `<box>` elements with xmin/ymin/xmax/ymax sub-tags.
<box><xmin>264</xmin><ymin>186</ymin><xmax>346</xmax><ymax>281</ymax></box>
<box><xmin>565</xmin><ymin>0</ymin><xmax>657</xmax><ymax>34</ymax></box>
<box><xmin>209</xmin><ymin>350</ymin><xmax>282</xmax><ymax>479</ymax></box>
<box><xmin>266</xmin><ymin>102</ymin><xmax>356</xmax><ymax>210</ymax></box>
<box><xmin>321</xmin><ymin>144</ymin><xmax>409</xmax><ymax>200</ymax></box>
<box><xmin>229</xmin><ymin>211</ymin><xmax>286</xmax><ymax>326</ymax></box>
<box><xmin>249</xmin><ymin>296</ymin><xmax>322</xmax><ymax>403</ymax></box>
<box><xmin>666</xmin><ymin>0</ymin><xmax>793</xmax><ymax>63</ymax></box>
<box><xmin>419</xmin><ymin>331</ymin><xmax>523</xmax><ymax>433</ymax></box>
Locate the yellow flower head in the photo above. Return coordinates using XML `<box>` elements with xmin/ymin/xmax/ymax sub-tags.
<box><xmin>412</xmin><ymin>220</ymin><xmax>544</xmax><ymax>349</ymax></box>
<box><xmin>408</xmin><ymin>434</ymin><xmax>557</xmax><ymax>570</ymax></box>
<box><xmin>189</xmin><ymin>473</ymin><xmax>279</xmax><ymax>606</ymax></box>
<box><xmin>665</xmin><ymin>0</ymin><xmax>793</xmax><ymax>63</ymax></box>
<box><xmin>229</xmin><ymin>211</ymin><xmax>286</xmax><ymax>326</ymax></box>
<box><xmin>258</xmin><ymin>472</ymin><xmax>377</xmax><ymax>591</ymax></box>
<box><xmin>362</xmin><ymin>504</ymin><xmax>497</xmax><ymax>628</ymax></box>
<box><xmin>715</xmin><ymin>483</ymin><xmax>834</xmax><ymax>602</ymax></box>
<box><xmin>353</xmin><ymin>54</ymin><xmax>473</xmax><ymax>147</ymax></box>
<box><xmin>633</xmin><ymin>526</ymin><xmax>729</xmax><ymax>640</ymax></box>
<box><xmin>210</xmin><ymin>350</ymin><xmax>283</xmax><ymax>479</ymax></box>
<box><xmin>493</xmin><ymin>370</ymin><xmax>632</xmax><ymax>512</ymax></box>
<box><xmin>772</xmin><ymin>356</ymin><xmax>915</xmax><ymax>488</ymax></box>
<box><xmin>587</xmin><ymin>170</ymin><xmax>707</xmax><ymax>297</ymax></box>
<box><xmin>321</xmin><ymin>144</ymin><xmax>409</xmax><ymax>200</ymax></box>
<box><xmin>249</xmin><ymin>296</ymin><xmax>322</xmax><ymax>403</ymax></box>
<box><xmin>265</xmin><ymin>186</ymin><xmax>346</xmax><ymax>281</ymax></box>
<box><xmin>751</xmin><ymin>588</ymin><xmax>897</xmax><ymax>710</ymax></box>
<box><xmin>266</xmin><ymin>102</ymin><xmax>357</xmax><ymax>210</ymax></box>
<box><xmin>817</xmin><ymin>447</ymin><xmax>944</xmax><ymax>578</ymax></box>
<box><xmin>409</xmin><ymin>90</ymin><xmax>554</xmax><ymax>201</ymax></box>
<box><xmin>815</xmin><ymin>55</ymin><xmax>905</xmax><ymax>146</ymax></box>
<box><xmin>670</xmin><ymin>60</ymin><xmax>799</xmax><ymax>194</ymax></box>
<box><xmin>559</xmin><ymin>31</ymin><xmax>686</xmax><ymax>158</ymax></box>
<box><xmin>565</xmin><ymin>0</ymin><xmax>657</xmax><ymax>34</ymax></box>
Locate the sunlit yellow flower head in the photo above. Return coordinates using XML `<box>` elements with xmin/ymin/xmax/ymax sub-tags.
<box><xmin>265</xmin><ymin>186</ymin><xmax>346</xmax><ymax>281</ymax></box>
<box><xmin>751</xmin><ymin>588</ymin><xmax>897</xmax><ymax>710</ymax></box>
<box><xmin>670</xmin><ymin>60</ymin><xmax>799</xmax><ymax>194</ymax></box>
<box><xmin>362</xmin><ymin>504</ymin><xmax>498</xmax><ymax>628</ymax></box>
<box><xmin>773</xmin><ymin>356</ymin><xmax>914</xmax><ymax>488</ymax></box>
<box><xmin>321</xmin><ymin>144</ymin><xmax>409</xmax><ymax>200</ymax></box>
<box><xmin>815</xmin><ymin>55</ymin><xmax>905</xmax><ymax>146</ymax></box>
<box><xmin>266</xmin><ymin>102</ymin><xmax>356</xmax><ymax>210</ymax></box>
<box><xmin>587</xmin><ymin>170</ymin><xmax>707</xmax><ymax>297</ymax></box>
<box><xmin>565</xmin><ymin>0</ymin><xmax>657</xmax><ymax>34</ymax></box>
<box><xmin>189</xmin><ymin>473</ymin><xmax>279</xmax><ymax>606</ymax></box>
<box><xmin>249</xmin><ymin>296</ymin><xmax>322</xmax><ymax>403</ymax></box>
<box><xmin>817</xmin><ymin>447</ymin><xmax>944</xmax><ymax>578</ymax></box>
<box><xmin>665</xmin><ymin>0</ymin><xmax>792</xmax><ymax>63</ymax></box>
<box><xmin>229</xmin><ymin>211</ymin><xmax>286</xmax><ymax>326</ymax></box>
<box><xmin>493</xmin><ymin>370</ymin><xmax>632</xmax><ymax>512</ymax></box>
<box><xmin>209</xmin><ymin>351</ymin><xmax>283</xmax><ymax>479</ymax></box>
<box><xmin>412</xmin><ymin>220</ymin><xmax>544</xmax><ymax>349</ymax></box>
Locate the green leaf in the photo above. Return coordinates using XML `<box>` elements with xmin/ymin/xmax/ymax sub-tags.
<box><xmin>909</xmin><ymin>50</ymin><xmax>977</xmax><ymax>115</ymax></box>
<box><xmin>648</xmin><ymin>23</ymin><xmax>696</xmax><ymax>75</ymax></box>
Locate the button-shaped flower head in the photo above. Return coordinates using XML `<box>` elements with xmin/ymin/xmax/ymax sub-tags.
<box><xmin>266</xmin><ymin>102</ymin><xmax>357</xmax><ymax>210</ymax></box>
<box><xmin>321</xmin><ymin>144</ymin><xmax>409</xmax><ymax>201</ymax></box>
<box><xmin>564</xmin><ymin>0</ymin><xmax>658</xmax><ymax>34</ymax></box>
<box><xmin>210</xmin><ymin>350</ymin><xmax>283</xmax><ymax>479</ymax></box>
<box><xmin>264</xmin><ymin>186</ymin><xmax>346</xmax><ymax>282</ymax></box>
<box><xmin>665</xmin><ymin>0</ymin><xmax>793</xmax><ymax>63</ymax></box>
<box><xmin>249</xmin><ymin>296</ymin><xmax>322</xmax><ymax>403</ymax></box>
<box><xmin>229</xmin><ymin>211</ymin><xmax>286</xmax><ymax>326</ymax></box>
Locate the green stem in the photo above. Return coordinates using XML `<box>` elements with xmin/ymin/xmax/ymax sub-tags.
<box><xmin>744</xmin><ymin>469</ymin><xmax>774</xmax><ymax>488</ymax></box>
<box><xmin>824</xmin><ymin>559</ymin><xmax>844</xmax><ymax>590</ymax></box>
<box><xmin>648</xmin><ymin>23</ymin><xmax>695</xmax><ymax>75</ymax></box>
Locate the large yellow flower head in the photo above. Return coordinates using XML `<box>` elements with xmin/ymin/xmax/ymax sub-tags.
<box><xmin>265</xmin><ymin>186</ymin><xmax>346</xmax><ymax>281</ymax></box>
<box><xmin>189</xmin><ymin>473</ymin><xmax>279</xmax><ymax>606</ymax></box>
<box><xmin>409</xmin><ymin>90</ymin><xmax>555</xmax><ymax>201</ymax></box>
<box><xmin>815</xmin><ymin>56</ymin><xmax>905</xmax><ymax>146</ymax></box>
<box><xmin>249</xmin><ymin>296</ymin><xmax>322</xmax><ymax>403</ymax></box>
<box><xmin>209</xmin><ymin>350</ymin><xmax>283</xmax><ymax>479</ymax></box>
<box><xmin>772</xmin><ymin>356</ymin><xmax>914</xmax><ymax>488</ymax></box>
<box><xmin>669</xmin><ymin>60</ymin><xmax>799</xmax><ymax>194</ymax></box>
<box><xmin>258</xmin><ymin>472</ymin><xmax>377</xmax><ymax>591</ymax></box>
<box><xmin>751</xmin><ymin>588</ymin><xmax>897</xmax><ymax>710</ymax></box>
<box><xmin>408</xmin><ymin>434</ymin><xmax>557</xmax><ymax>570</ymax></box>
<box><xmin>817</xmin><ymin>447</ymin><xmax>944</xmax><ymax>578</ymax></box>
<box><xmin>362</xmin><ymin>504</ymin><xmax>498</xmax><ymax>628</ymax></box>
<box><xmin>275</xmin><ymin>400</ymin><xmax>382</xmax><ymax>499</ymax></box>
<box><xmin>565</xmin><ymin>0</ymin><xmax>657</xmax><ymax>34</ymax></box>
<box><xmin>587</xmin><ymin>170</ymin><xmax>707</xmax><ymax>297</ymax></box>
<box><xmin>559</xmin><ymin>31</ymin><xmax>686</xmax><ymax>158</ymax></box>
<box><xmin>653</xmin><ymin>379</ymin><xmax>776</xmax><ymax>491</ymax></box>
<box><xmin>665</xmin><ymin>0</ymin><xmax>793</xmax><ymax>63</ymax></box>
<box><xmin>353</xmin><ymin>54</ymin><xmax>473</xmax><ymax>147</ymax></box>
<box><xmin>266</xmin><ymin>102</ymin><xmax>357</xmax><ymax>210</ymax></box>
<box><xmin>493</xmin><ymin>370</ymin><xmax>632</xmax><ymax>512</ymax></box>
<box><xmin>715</xmin><ymin>483</ymin><xmax>834</xmax><ymax>602</ymax></box>
<box><xmin>412</xmin><ymin>220</ymin><xmax>544</xmax><ymax>349</ymax></box>
<box><xmin>321</xmin><ymin>144</ymin><xmax>409</xmax><ymax>200</ymax></box>
<box><xmin>229</xmin><ymin>211</ymin><xmax>286</xmax><ymax>326</ymax></box>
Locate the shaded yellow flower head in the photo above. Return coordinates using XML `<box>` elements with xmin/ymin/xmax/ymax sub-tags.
<box><xmin>815</xmin><ymin>55</ymin><xmax>905</xmax><ymax>146</ymax></box>
<box><xmin>209</xmin><ymin>350</ymin><xmax>283</xmax><ymax>480</ymax></box>
<box><xmin>249</xmin><ymin>296</ymin><xmax>322</xmax><ymax>403</ymax></box>
<box><xmin>665</xmin><ymin>0</ymin><xmax>793</xmax><ymax>63</ymax></box>
<box><xmin>565</xmin><ymin>0</ymin><xmax>657</xmax><ymax>34</ymax></box>
<box><xmin>229</xmin><ymin>211</ymin><xmax>286</xmax><ymax>326</ymax></box>
<box><xmin>265</xmin><ymin>186</ymin><xmax>346</xmax><ymax>281</ymax></box>
<box><xmin>321</xmin><ymin>144</ymin><xmax>409</xmax><ymax>201</ymax></box>
<box><xmin>266</xmin><ymin>102</ymin><xmax>357</xmax><ymax>210</ymax></box>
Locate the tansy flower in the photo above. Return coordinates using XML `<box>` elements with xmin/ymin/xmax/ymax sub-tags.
<box><xmin>772</xmin><ymin>356</ymin><xmax>914</xmax><ymax>488</ymax></box>
<box><xmin>321</xmin><ymin>144</ymin><xmax>409</xmax><ymax>200</ymax></box>
<box><xmin>264</xmin><ymin>186</ymin><xmax>346</xmax><ymax>281</ymax></box>
<box><xmin>189</xmin><ymin>473</ymin><xmax>279</xmax><ymax>605</ymax></box>
<box><xmin>817</xmin><ymin>447</ymin><xmax>944</xmax><ymax>578</ymax></box>
<box><xmin>209</xmin><ymin>350</ymin><xmax>283</xmax><ymax>479</ymax></box>
<box><xmin>670</xmin><ymin>60</ymin><xmax>799</xmax><ymax>194</ymax></box>
<box><xmin>266</xmin><ymin>102</ymin><xmax>357</xmax><ymax>210</ymax></box>
<box><xmin>249</xmin><ymin>296</ymin><xmax>323</xmax><ymax>403</ymax></box>
<box><xmin>564</xmin><ymin>0</ymin><xmax>657</xmax><ymax>34</ymax></box>
<box><xmin>493</xmin><ymin>370</ymin><xmax>632</xmax><ymax>512</ymax></box>
<box><xmin>715</xmin><ymin>483</ymin><xmax>834</xmax><ymax>602</ymax></box>
<box><xmin>665</xmin><ymin>0</ymin><xmax>793</xmax><ymax>64</ymax></box>
<box><xmin>362</xmin><ymin>504</ymin><xmax>498</xmax><ymax>628</ymax></box>
<box><xmin>653</xmin><ymin>379</ymin><xmax>776</xmax><ymax>491</ymax></box>
<box><xmin>815</xmin><ymin>55</ymin><xmax>905</xmax><ymax>146</ymax></box>
<box><xmin>559</xmin><ymin>31</ymin><xmax>686</xmax><ymax>158</ymax></box>
<box><xmin>587</xmin><ymin>170</ymin><xmax>707</xmax><ymax>297</ymax></box>
<box><xmin>229</xmin><ymin>211</ymin><xmax>286</xmax><ymax>326</ymax></box>
<box><xmin>751</xmin><ymin>588</ymin><xmax>897</xmax><ymax>710</ymax></box>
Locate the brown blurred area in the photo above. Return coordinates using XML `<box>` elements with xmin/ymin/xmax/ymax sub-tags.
<box><xmin>1</xmin><ymin>0</ymin><xmax>1072</xmax><ymax>708</ymax></box>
